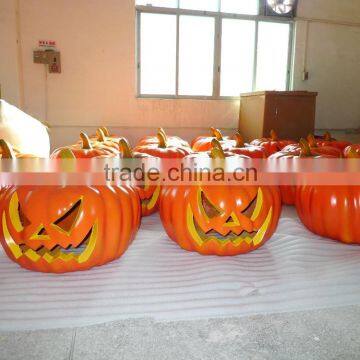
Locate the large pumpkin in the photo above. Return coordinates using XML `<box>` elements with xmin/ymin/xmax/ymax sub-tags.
<box><xmin>251</xmin><ymin>130</ymin><xmax>296</xmax><ymax>156</ymax></box>
<box><xmin>309</xmin><ymin>132</ymin><xmax>351</xmax><ymax>152</ymax></box>
<box><xmin>0</xmin><ymin>139</ymin><xmax>37</xmax><ymax>159</ymax></box>
<box><xmin>52</xmin><ymin>132</ymin><xmax>119</xmax><ymax>158</ymax></box>
<box><xmin>191</xmin><ymin>127</ymin><xmax>234</xmax><ymax>152</ymax></box>
<box><xmin>269</xmin><ymin>139</ymin><xmax>341</xmax><ymax>205</ymax></box>
<box><xmin>0</xmin><ymin>184</ymin><xmax>141</xmax><ymax>272</ymax></box>
<box><xmin>119</xmin><ymin>138</ymin><xmax>160</xmax><ymax>216</ymax></box>
<box><xmin>224</xmin><ymin>133</ymin><xmax>266</xmax><ymax>158</ymax></box>
<box><xmin>159</xmin><ymin>140</ymin><xmax>281</xmax><ymax>255</ymax></box>
<box><xmin>137</xmin><ymin>128</ymin><xmax>190</xmax><ymax>148</ymax></box>
<box><xmin>296</xmin><ymin>186</ymin><xmax>360</xmax><ymax>244</ymax></box>
<box><xmin>134</xmin><ymin>131</ymin><xmax>192</xmax><ymax>158</ymax></box>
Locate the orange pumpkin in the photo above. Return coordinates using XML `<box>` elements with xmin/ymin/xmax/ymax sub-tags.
<box><xmin>191</xmin><ymin>127</ymin><xmax>234</xmax><ymax>152</ymax></box>
<box><xmin>223</xmin><ymin>133</ymin><xmax>266</xmax><ymax>158</ymax></box>
<box><xmin>137</xmin><ymin>128</ymin><xmax>190</xmax><ymax>148</ymax></box>
<box><xmin>309</xmin><ymin>132</ymin><xmax>351</xmax><ymax>152</ymax></box>
<box><xmin>159</xmin><ymin>140</ymin><xmax>281</xmax><ymax>255</ymax></box>
<box><xmin>0</xmin><ymin>183</ymin><xmax>141</xmax><ymax>272</ymax></box>
<box><xmin>296</xmin><ymin>186</ymin><xmax>360</xmax><ymax>244</ymax></box>
<box><xmin>52</xmin><ymin>132</ymin><xmax>119</xmax><ymax>158</ymax></box>
<box><xmin>269</xmin><ymin>139</ymin><xmax>341</xmax><ymax>205</ymax></box>
<box><xmin>119</xmin><ymin>138</ymin><xmax>160</xmax><ymax>217</ymax></box>
<box><xmin>134</xmin><ymin>131</ymin><xmax>192</xmax><ymax>158</ymax></box>
<box><xmin>251</xmin><ymin>130</ymin><xmax>296</xmax><ymax>156</ymax></box>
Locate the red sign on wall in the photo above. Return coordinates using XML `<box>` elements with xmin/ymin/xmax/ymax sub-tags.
<box><xmin>38</xmin><ymin>40</ymin><xmax>56</xmax><ymax>48</ymax></box>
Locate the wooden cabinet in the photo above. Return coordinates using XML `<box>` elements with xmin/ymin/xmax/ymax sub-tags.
<box><xmin>238</xmin><ymin>91</ymin><xmax>318</xmax><ymax>141</ymax></box>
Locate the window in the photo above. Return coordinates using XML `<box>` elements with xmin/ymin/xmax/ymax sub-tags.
<box><xmin>136</xmin><ymin>0</ymin><xmax>293</xmax><ymax>98</ymax></box>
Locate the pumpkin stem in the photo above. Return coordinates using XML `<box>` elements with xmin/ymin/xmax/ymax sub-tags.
<box><xmin>324</xmin><ymin>131</ymin><xmax>332</xmax><ymax>141</ymax></box>
<box><xmin>307</xmin><ymin>134</ymin><xmax>318</xmax><ymax>147</ymax></box>
<box><xmin>101</xmin><ymin>127</ymin><xmax>110</xmax><ymax>137</ymax></box>
<box><xmin>57</xmin><ymin>148</ymin><xmax>76</xmax><ymax>159</ymax></box>
<box><xmin>270</xmin><ymin>129</ymin><xmax>278</xmax><ymax>141</ymax></box>
<box><xmin>211</xmin><ymin>128</ymin><xmax>223</xmax><ymax>141</ymax></box>
<box><xmin>299</xmin><ymin>138</ymin><xmax>312</xmax><ymax>157</ymax></box>
<box><xmin>0</xmin><ymin>139</ymin><xmax>16</xmax><ymax>158</ymax></box>
<box><xmin>235</xmin><ymin>132</ymin><xmax>245</xmax><ymax>147</ymax></box>
<box><xmin>157</xmin><ymin>130</ymin><xmax>168</xmax><ymax>148</ymax></box>
<box><xmin>80</xmin><ymin>132</ymin><xmax>92</xmax><ymax>150</ymax></box>
<box><xmin>210</xmin><ymin>139</ymin><xmax>226</xmax><ymax>159</ymax></box>
<box><xmin>97</xmin><ymin>128</ymin><xmax>106</xmax><ymax>142</ymax></box>
<box><xmin>118</xmin><ymin>138</ymin><xmax>134</xmax><ymax>158</ymax></box>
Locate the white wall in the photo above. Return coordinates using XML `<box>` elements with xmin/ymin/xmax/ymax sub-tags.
<box><xmin>0</xmin><ymin>0</ymin><xmax>359</xmax><ymax>148</ymax></box>
<box><xmin>293</xmin><ymin>0</ymin><xmax>360</xmax><ymax>129</ymax></box>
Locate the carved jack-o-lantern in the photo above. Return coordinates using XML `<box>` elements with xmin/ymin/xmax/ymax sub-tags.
<box><xmin>160</xmin><ymin>141</ymin><xmax>281</xmax><ymax>255</ymax></box>
<box><xmin>160</xmin><ymin>185</ymin><xmax>281</xmax><ymax>256</ymax></box>
<box><xmin>0</xmin><ymin>185</ymin><xmax>141</xmax><ymax>273</ymax></box>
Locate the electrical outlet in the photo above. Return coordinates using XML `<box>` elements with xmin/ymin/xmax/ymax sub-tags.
<box><xmin>33</xmin><ymin>50</ymin><xmax>61</xmax><ymax>73</ymax></box>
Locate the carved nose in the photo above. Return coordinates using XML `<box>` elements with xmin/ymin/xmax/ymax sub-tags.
<box><xmin>224</xmin><ymin>212</ymin><xmax>240</xmax><ymax>227</ymax></box>
<box><xmin>30</xmin><ymin>224</ymin><xmax>50</xmax><ymax>240</ymax></box>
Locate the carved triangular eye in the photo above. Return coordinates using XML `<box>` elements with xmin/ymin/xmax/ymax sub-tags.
<box><xmin>242</xmin><ymin>196</ymin><xmax>257</xmax><ymax>218</ymax></box>
<box><xmin>53</xmin><ymin>199</ymin><xmax>82</xmax><ymax>233</ymax></box>
<box><xmin>201</xmin><ymin>191</ymin><xmax>222</xmax><ymax>219</ymax></box>
<box><xmin>18</xmin><ymin>203</ymin><xmax>31</xmax><ymax>228</ymax></box>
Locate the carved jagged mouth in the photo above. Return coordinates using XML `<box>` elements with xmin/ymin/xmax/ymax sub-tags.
<box><xmin>186</xmin><ymin>206</ymin><xmax>273</xmax><ymax>247</ymax></box>
<box><xmin>2</xmin><ymin>212</ymin><xmax>98</xmax><ymax>264</ymax></box>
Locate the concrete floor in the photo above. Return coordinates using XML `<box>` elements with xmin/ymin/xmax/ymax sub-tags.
<box><xmin>1</xmin><ymin>305</ymin><xmax>360</xmax><ymax>360</ymax></box>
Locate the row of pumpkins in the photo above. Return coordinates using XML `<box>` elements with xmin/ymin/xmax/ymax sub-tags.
<box><xmin>0</xmin><ymin>126</ymin><xmax>359</xmax><ymax>273</ymax></box>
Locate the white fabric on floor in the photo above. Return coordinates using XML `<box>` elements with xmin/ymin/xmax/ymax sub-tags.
<box><xmin>1</xmin><ymin>206</ymin><xmax>360</xmax><ymax>331</ymax></box>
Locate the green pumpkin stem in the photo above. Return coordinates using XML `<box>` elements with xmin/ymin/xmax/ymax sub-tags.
<box><xmin>270</xmin><ymin>129</ymin><xmax>278</xmax><ymax>141</ymax></box>
<box><xmin>96</xmin><ymin>128</ymin><xmax>106</xmax><ymax>142</ymax></box>
<box><xmin>0</xmin><ymin>139</ymin><xmax>16</xmax><ymax>159</ymax></box>
<box><xmin>211</xmin><ymin>128</ymin><xmax>223</xmax><ymax>141</ymax></box>
<box><xmin>157</xmin><ymin>130</ymin><xmax>168</xmax><ymax>148</ymax></box>
<box><xmin>210</xmin><ymin>139</ymin><xmax>226</xmax><ymax>159</ymax></box>
<box><xmin>235</xmin><ymin>132</ymin><xmax>245</xmax><ymax>148</ymax></box>
<box><xmin>299</xmin><ymin>138</ymin><xmax>312</xmax><ymax>157</ymax></box>
<box><xmin>80</xmin><ymin>132</ymin><xmax>92</xmax><ymax>150</ymax></box>
<box><xmin>118</xmin><ymin>138</ymin><xmax>134</xmax><ymax>158</ymax></box>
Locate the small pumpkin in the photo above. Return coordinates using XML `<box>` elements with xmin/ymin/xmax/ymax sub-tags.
<box><xmin>119</xmin><ymin>138</ymin><xmax>161</xmax><ymax>217</ymax></box>
<box><xmin>134</xmin><ymin>131</ymin><xmax>192</xmax><ymax>158</ymax></box>
<box><xmin>137</xmin><ymin>128</ymin><xmax>190</xmax><ymax>148</ymax></box>
<box><xmin>251</xmin><ymin>130</ymin><xmax>296</xmax><ymax>156</ymax></box>
<box><xmin>0</xmin><ymin>183</ymin><xmax>141</xmax><ymax>273</ymax></box>
<box><xmin>223</xmin><ymin>133</ymin><xmax>266</xmax><ymax>158</ymax></box>
<box><xmin>191</xmin><ymin>127</ymin><xmax>234</xmax><ymax>152</ymax></box>
<box><xmin>52</xmin><ymin>132</ymin><xmax>119</xmax><ymax>158</ymax></box>
<box><xmin>159</xmin><ymin>140</ymin><xmax>281</xmax><ymax>255</ymax></box>
<box><xmin>309</xmin><ymin>132</ymin><xmax>351</xmax><ymax>152</ymax></box>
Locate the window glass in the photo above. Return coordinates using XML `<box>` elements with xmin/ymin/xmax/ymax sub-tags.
<box><xmin>140</xmin><ymin>13</ymin><xmax>177</xmax><ymax>95</ymax></box>
<box><xmin>220</xmin><ymin>19</ymin><xmax>256</xmax><ymax>96</ymax></box>
<box><xmin>256</xmin><ymin>22</ymin><xmax>290</xmax><ymax>91</ymax></box>
<box><xmin>179</xmin><ymin>0</ymin><xmax>219</xmax><ymax>11</ymax></box>
<box><xmin>178</xmin><ymin>16</ymin><xmax>215</xmax><ymax>96</ymax></box>
<box><xmin>136</xmin><ymin>0</ymin><xmax>177</xmax><ymax>8</ymax></box>
<box><xmin>221</xmin><ymin>0</ymin><xmax>258</xmax><ymax>15</ymax></box>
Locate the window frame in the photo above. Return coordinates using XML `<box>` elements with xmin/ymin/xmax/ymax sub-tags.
<box><xmin>136</xmin><ymin>2</ymin><xmax>294</xmax><ymax>100</ymax></box>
